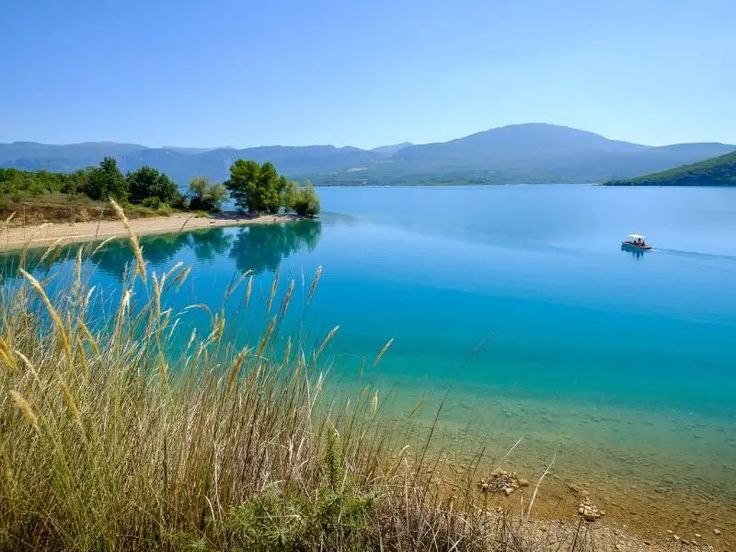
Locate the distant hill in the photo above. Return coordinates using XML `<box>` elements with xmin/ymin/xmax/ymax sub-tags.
<box><xmin>606</xmin><ymin>150</ymin><xmax>736</xmax><ymax>186</ymax></box>
<box><xmin>370</xmin><ymin>142</ymin><xmax>413</xmax><ymax>155</ymax></box>
<box><xmin>2</xmin><ymin>124</ymin><xmax>734</xmax><ymax>186</ymax></box>
<box><xmin>0</xmin><ymin>141</ymin><xmax>149</xmax><ymax>173</ymax></box>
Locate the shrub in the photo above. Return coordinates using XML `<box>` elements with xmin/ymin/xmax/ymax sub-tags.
<box><xmin>226</xmin><ymin>486</ymin><xmax>374</xmax><ymax>551</ymax></box>
<box><xmin>127</xmin><ymin>166</ymin><xmax>183</xmax><ymax>207</ymax></box>
<box><xmin>292</xmin><ymin>183</ymin><xmax>321</xmax><ymax>217</ymax></box>
<box><xmin>141</xmin><ymin>196</ymin><xmax>161</xmax><ymax>209</ymax></box>
<box><xmin>155</xmin><ymin>203</ymin><xmax>172</xmax><ymax>216</ymax></box>
<box><xmin>189</xmin><ymin>176</ymin><xmax>227</xmax><ymax>212</ymax></box>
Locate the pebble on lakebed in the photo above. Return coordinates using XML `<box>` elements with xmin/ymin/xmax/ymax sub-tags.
<box><xmin>477</xmin><ymin>468</ymin><xmax>530</xmax><ymax>496</ymax></box>
<box><xmin>577</xmin><ymin>496</ymin><xmax>605</xmax><ymax>522</ymax></box>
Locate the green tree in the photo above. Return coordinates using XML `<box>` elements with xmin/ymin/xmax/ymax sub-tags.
<box><xmin>0</xmin><ymin>167</ymin><xmax>88</xmax><ymax>197</ymax></box>
<box><xmin>282</xmin><ymin>179</ymin><xmax>299</xmax><ymax>211</ymax></box>
<box><xmin>84</xmin><ymin>157</ymin><xmax>128</xmax><ymax>201</ymax></box>
<box><xmin>189</xmin><ymin>176</ymin><xmax>227</xmax><ymax>212</ymax></box>
<box><xmin>225</xmin><ymin>160</ymin><xmax>287</xmax><ymax>214</ymax></box>
<box><xmin>292</xmin><ymin>183</ymin><xmax>321</xmax><ymax>217</ymax></box>
<box><xmin>126</xmin><ymin>166</ymin><xmax>182</xmax><ymax>206</ymax></box>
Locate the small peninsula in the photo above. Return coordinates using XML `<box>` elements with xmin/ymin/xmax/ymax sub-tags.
<box><xmin>0</xmin><ymin>158</ymin><xmax>321</xmax><ymax>250</ymax></box>
<box><xmin>605</xmin><ymin>150</ymin><xmax>736</xmax><ymax>186</ymax></box>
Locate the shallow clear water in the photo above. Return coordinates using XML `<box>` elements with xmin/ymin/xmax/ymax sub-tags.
<box><xmin>4</xmin><ymin>184</ymin><xmax>736</xmax><ymax>507</ymax></box>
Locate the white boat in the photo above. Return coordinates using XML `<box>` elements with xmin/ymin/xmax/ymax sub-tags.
<box><xmin>621</xmin><ymin>233</ymin><xmax>651</xmax><ymax>250</ymax></box>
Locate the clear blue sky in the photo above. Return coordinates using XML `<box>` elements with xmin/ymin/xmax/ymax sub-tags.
<box><xmin>1</xmin><ymin>0</ymin><xmax>734</xmax><ymax>149</ymax></box>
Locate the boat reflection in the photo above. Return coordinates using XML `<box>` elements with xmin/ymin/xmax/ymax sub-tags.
<box><xmin>621</xmin><ymin>243</ymin><xmax>646</xmax><ymax>259</ymax></box>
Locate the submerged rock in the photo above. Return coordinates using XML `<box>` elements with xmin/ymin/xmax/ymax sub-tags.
<box><xmin>478</xmin><ymin>470</ymin><xmax>528</xmax><ymax>496</ymax></box>
<box><xmin>577</xmin><ymin>497</ymin><xmax>603</xmax><ymax>522</ymax></box>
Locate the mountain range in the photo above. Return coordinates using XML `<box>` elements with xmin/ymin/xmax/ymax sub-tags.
<box><xmin>2</xmin><ymin>123</ymin><xmax>734</xmax><ymax>186</ymax></box>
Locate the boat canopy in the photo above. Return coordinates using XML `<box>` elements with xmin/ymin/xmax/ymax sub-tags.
<box><xmin>627</xmin><ymin>234</ymin><xmax>646</xmax><ymax>240</ymax></box>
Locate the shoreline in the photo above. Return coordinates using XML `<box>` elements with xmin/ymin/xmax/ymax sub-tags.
<box><xmin>348</xmin><ymin>387</ymin><xmax>736</xmax><ymax>548</ymax></box>
<box><xmin>0</xmin><ymin>212</ymin><xmax>299</xmax><ymax>252</ymax></box>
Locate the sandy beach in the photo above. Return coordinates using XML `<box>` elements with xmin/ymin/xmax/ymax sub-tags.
<box><xmin>0</xmin><ymin>212</ymin><xmax>296</xmax><ymax>252</ymax></box>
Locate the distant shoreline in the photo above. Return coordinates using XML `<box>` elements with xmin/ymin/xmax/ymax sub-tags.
<box><xmin>0</xmin><ymin>212</ymin><xmax>298</xmax><ymax>253</ymax></box>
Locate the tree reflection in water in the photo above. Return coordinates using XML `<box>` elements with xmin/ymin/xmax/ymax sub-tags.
<box><xmin>189</xmin><ymin>228</ymin><xmax>234</xmax><ymax>262</ymax></box>
<box><xmin>0</xmin><ymin>221</ymin><xmax>322</xmax><ymax>284</ymax></box>
<box><xmin>229</xmin><ymin>220</ymin><xmax>322</xmax><ymax>275</ymax></box>
<box><xmin>92</xmin><ymin>232</ymin><xmax>193</xmax><ymax>280</ymax></box>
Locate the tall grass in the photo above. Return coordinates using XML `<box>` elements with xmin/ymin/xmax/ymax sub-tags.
<box><xmin>0</xmin><ymin>210</ymin><xmax>628</xmax><ymax>551</ymax></box>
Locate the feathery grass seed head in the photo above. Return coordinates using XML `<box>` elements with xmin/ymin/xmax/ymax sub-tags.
<box><xmin>10</xmin><ymin>390</ymin><xmax>39</xmax><ymax>431</ymax></box>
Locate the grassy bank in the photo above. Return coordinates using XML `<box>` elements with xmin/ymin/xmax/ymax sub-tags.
<box><xmin>0</xmin><ymin>206</ymin><xmax>680</xmax><ymax>551</ymax></box>
<box><xmin>0</xmin><ymin>194</ymin><xmax>184</xmax><ymax>228</ymax></box>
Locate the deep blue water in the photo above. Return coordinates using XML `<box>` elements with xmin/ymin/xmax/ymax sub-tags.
<box><xmin>3</xmin><ymin>184</ymin><xmax>736</xmax><ymax>499</ymax></box>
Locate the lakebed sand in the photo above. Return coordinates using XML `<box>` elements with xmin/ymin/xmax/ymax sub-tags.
<box><xmin>0</xmin><ymin>212</ymin><xmax>296</xmax><ymax>252</ymax></box>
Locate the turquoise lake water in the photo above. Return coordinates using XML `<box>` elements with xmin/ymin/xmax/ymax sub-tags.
<box><xmin>3</xmin><ymin>184</ymin><xmax>736</xmax><ymax>509</ymax></box>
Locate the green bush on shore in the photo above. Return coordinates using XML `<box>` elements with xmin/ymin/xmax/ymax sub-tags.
<box><xmin>188</xmin><ymin>176</ymin><xmax>227</xmax><ymax>212</ymax></box>
<box><xmin>291</xmin><ymin>182</ymin><xmax>321</xmax><ymax>218</ymax></box>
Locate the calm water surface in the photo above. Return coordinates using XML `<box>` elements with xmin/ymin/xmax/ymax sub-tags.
<box><xmin>4</xmin><ymin>185</ymin><xmax>736</xmax><ymax>508</ymax></box>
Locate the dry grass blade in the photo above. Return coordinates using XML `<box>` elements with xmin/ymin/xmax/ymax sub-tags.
<box><xmin>372</xmin><ymin>337</ymin><xmax>394</xmax><ymax>368</ymax></box>
<box><xmin>316</xmin><ymin>324</ymin><xmax>340</xmax><ymax>359</ymax></box>
<box><xmin>178</xmin><ymin>214</ymin><xmax>194</xmax><ymax>233</ymax></box>
<box><xmin>38</xmin><ymin>237</ymin><xmax>66</xmax><ymax>263</ymax></box>
<box><xmin>19</xmin><ymin>223</ymin><xmax>50</xmax><ymax>267</ymax></box>
<box><xmin>77</xmin><ymin>318</ymin><xmax>100</xmax><ymax>357</ymax></box>
<box><xmin>307</xmin><ymin>265</ymin><xmax>323</xmax><ymax>304</ymax></box>
<box><xmin>1</xmin><ymin>211</ymin><xmax>17</xmax><ymax>234</ymax></box>
<box><xmin>74</xmin><ymin>245</ymin><xmax>84</xmax><ymax>290</ymax></box>
<box><xmin>256</xmin><ymin>316</ymin><xmax>277</xmax><ymax>357</ymax></box>
<box><xmin>244</xmin><ymin>275</ymin><xmax>253</xmax><ymax>309</ymax></box>
<box><xmin>1</xmin><ymin>211</ymin><xmax>18</xmax><ymax>251</ymax></box>
<box><xmin>10</xmin><ymin>390</ymin><xmax>39</xmax><ymax>432</ymax></box>
<box><xmin>225</xmin><ymin>269</ymin><xmax>252</xmax><ymax>299</ymax></box>
<box><xmin>91</xmin><ymin>236</ymin><xmax>115</xmax><ymax>256</ymax></box>
<box><xmin>19</xmin><ymin>269</ymin><xmax>73</xmax><ymax>368</ymax></box>
<box><xmin>110</xmin><ymin>199</ymin><xmax>147</xmax><ymax>284</ymax></box>
<box><xmin>526</xmin><ymin>452</ymin><xmax>556</xmax><ymax>519</ymax></box>
<box><xmin>493</xmin><ymin>436</ymin><xmax>524</xmax><ymax>473</ymax></box>
<box><xmin>278</xmin><ymin>279</ymin><xmax>296</xmax><ymax>321</ymax></box>
<box><xmin>57</xmin><ymin>375</ymin><xmax>81</xmax><ymax>422</ymax></box>
<box><xmin>267</xmin><ymin>269</ymin><xmax>280</xmax><ymax>315</ymax></box>
<box><xmin>13</xmin><ymin>349</ymin><xmax>40</xmax><ymax>383</ymax></box>
<box><xmin>226</xmin><ymin>346</ymin><xmax>250</xmax><ymax>393</ymax></box>
<box><xmin>0</xmin><ymin>337</ymin><xmax>18</xmax><ymax>373</ymax></box>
